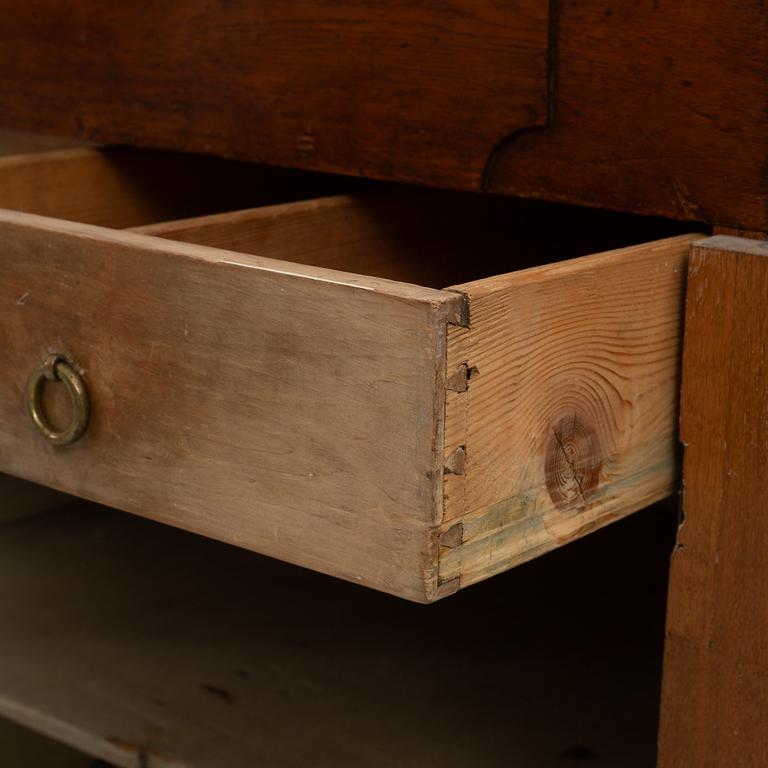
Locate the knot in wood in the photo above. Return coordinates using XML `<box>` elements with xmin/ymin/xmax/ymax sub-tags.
<box><xmin>544</xmin><ymin>413</ymin><xmax>602</xmax><ymax>513</ymax></box>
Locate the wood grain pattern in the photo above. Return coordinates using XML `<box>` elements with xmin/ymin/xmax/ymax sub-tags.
<box><xmin>0</xmin><ymin>483</ymin><xmax>677</xmax><ymax>768</ymax></box>
<box><xmin>488</xmin><ymin>1</ymin><xmax>768</xmax><ymax>229</ymax></box>
<box><xmin>659</xmin><ymin>236</ymin><xmax>768</xmax><ymax>767</ymax></box>
<box><xmin>439</xmin><ymin>235</ymin><xmax>702</xmax><ymax>589</ymax></box>
<box><xmin>0</xmin><ymin>3</ymin><xmax>763</xmax><ymax>227</ymax></box>
<box><xmin>0</xmin><ymin>210</ymin><xmax>463</xmax><ymax>602</ymax></box>
<box><xmin>0</xmin><ymin>147</ymin><xmax>340</xmax><ymax>228</ymax></box>
<box><xmin>0</xmin><ymin>0</ymin><xmax>549</xmax><ymax>190</ymax></box>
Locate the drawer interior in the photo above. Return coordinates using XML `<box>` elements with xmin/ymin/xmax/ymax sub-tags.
<box><xmin>0</xmin><ymin>146</ymin><xmax>701</xmax><ymax>286</ymax></box>
<box><xmin>0</xmin><ymin>473</ymin><xmax>675</xmax><ymax>768</ymax></box>
<box><xmin>133</xmin><ymin>188</ymin><xmax>703</xmax><ymax>289</ymax></box>
<box><xmin>0</xmin><ymin>145</ymin><xmax>349</xmax><ymax>229</ymax></box>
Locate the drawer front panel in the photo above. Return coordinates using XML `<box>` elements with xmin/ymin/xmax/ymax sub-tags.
<box><xmin>0</xmin><ymin>210</ymin><xmax>463</xmax><ymax>602</ymax></box>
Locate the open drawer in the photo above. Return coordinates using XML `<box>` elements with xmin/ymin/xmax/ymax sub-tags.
<box><xmin>0</xmin><ymin>147</ymin><xmax>703</xmax><ymax>602</ymax></box>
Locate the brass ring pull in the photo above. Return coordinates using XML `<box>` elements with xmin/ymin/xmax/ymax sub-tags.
<box><xmin>25</xmin><ymin>354</ymin><xmax>90</xmax><ymax>447</ymax></box>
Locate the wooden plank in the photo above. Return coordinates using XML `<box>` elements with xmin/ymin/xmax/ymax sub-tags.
<box><xmin>0</xmin><ymin>210</ymin><xmax>464</xmax><ymax>602</ymax></box>
<box><xmin>0</xmin><ymin>3</ymin><xmax>763</xmax><ymax>228</ymax></box>
<box><xmin>487</xmin><ymin>2</ymin><xmax>768</xmax><ymax>229</ymax></box>
<box><xmin>658</xmin><ymin>236</ymin><xmax>768</xmax><ymax>768</ymax></box>
<box><xmin>438</xmin><ymin>234</ymin><xmax>703</xmax><ymax>589</ymax></box>
<box><xmin>0</xmin><ymin>147</ymin><xmax>340</xmax><ymax>229</ymax></box>
<box><xmin>0</xmin><ymin>0</ymin><xmax>549</xmax><ymax>191</ymax></box>
<box><xmin>0</xmin><ymin>494</ymin><xmax>676</xmax><ymax>768</ymax></box>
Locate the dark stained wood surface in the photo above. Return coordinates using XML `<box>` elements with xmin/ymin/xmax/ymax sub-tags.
<box><xmin>0</xmin><ymin>1</ymin><xmax>549</xmax><ymax>190</ymax></box>
<box><xmin>658</xmin><ymin>236</ymin><xmax>768</xmax><ymax>767</ymax></box>
<box><xmin>488</xmin><ymin>2</ymin><xmax>768</xmax><ymax>230</ymax></box>
<box><xmin>0</xmin><ymin>2</ymin><xmax>764</xmax><ymax>228</ymax></box>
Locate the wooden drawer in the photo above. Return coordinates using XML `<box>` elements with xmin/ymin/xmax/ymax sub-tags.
<box><xmin>0</xmin><ymin>148</ymin><xmax>702</xmax><ymax>602</ymax></box>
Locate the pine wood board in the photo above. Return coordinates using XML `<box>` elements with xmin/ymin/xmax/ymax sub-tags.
<box><xmin>132</xmin><ymin>194</ymin><xmax>445</xmax><ymax>284</ymax></box>
<box><xmin>438</xmin><ymin>235</ymin><xmax>703</xmax><ymax>589</ymax></box>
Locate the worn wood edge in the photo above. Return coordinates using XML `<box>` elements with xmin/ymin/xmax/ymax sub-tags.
<box><xmin>441</xmin><ymin>322</ymin><xmax>471</xmax><ymax>527</ymax></box>
<box><xmin>0</xmin><ymin>208</ymin><xmax>464</xmax><ymax>316</ymax></box>
<box><xmin>435</xmin><ymin>234</ymin><xmax>704</xmax><ymax>593</ymax></box>
<box><xmin>445</xmin><ymin>233</ymin><xmax>705</xmax><ymax>300</ymax></box>
<box><xmin>423</xmin><ymin>320</ymin><xmax>455</xmax><ymax>602</ymax></box>
<box><xmin>129</xmin><ymin>194</ymin><xmax>357</xmax><ymax>236</ymax></box>
<box><xmin>692</xmin><ymin>234</ymin><xmax>768</xmax><ymax>259</ymax></box>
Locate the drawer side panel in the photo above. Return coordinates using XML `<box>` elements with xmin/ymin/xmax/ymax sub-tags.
<box><xmin>439</xmin><ymin>234</ymin><xmax>702</xmax><ymax>589</ymax></box>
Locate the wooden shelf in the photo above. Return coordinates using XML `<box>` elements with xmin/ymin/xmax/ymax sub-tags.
<box><xmin>0</xmin><ymin>475</ymin><xmax>673</xmax><ymax>767</ymax></box>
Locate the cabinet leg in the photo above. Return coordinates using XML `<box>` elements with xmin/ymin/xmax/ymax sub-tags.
<box><xmin>658</xmin><ymin>236</ymin><xmax>768</xmax><ymax>767</ymax></box>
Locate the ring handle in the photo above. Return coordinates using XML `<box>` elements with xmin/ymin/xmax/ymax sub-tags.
<box><xmin>25</xmin><ymin>354</ymin><xmax>90</xmax><ymax>447</ymax></box>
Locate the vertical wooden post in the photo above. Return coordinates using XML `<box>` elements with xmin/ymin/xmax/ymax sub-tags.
<box><xmin>659</xmin><ymin>236</ymin><xmax>768</xmax><ymax>767</ymax></box>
